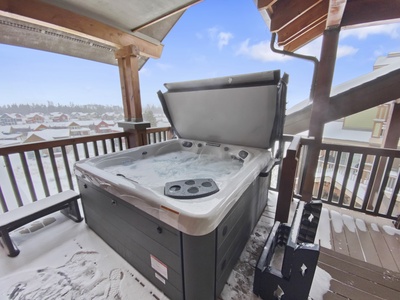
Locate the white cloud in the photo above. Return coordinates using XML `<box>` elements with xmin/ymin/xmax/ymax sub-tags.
<box><xmin>218</xmin><ymin>32</ymin><xmax>233</xmax><ymax>50</ymax></box>
<box><xmin>295</xmin><ymin>38</ymin><xmax>322</xmax><ymax>58</ymax></box>
<box><xmin>207</xmin><ymin>27</ymin><xmax>234</xmax><ymax>50</ymax></box>
<box><xmin>295</xmin><ymin>36</ymin><xmax>357</xmax><ymax>59</ymax></box>
<box><xmin>336</xmin><ymin>45</ymin><xmax>358</xmax><ymax>58</ymax></box>
<box><xmin>139</xmin><ymin>67</ymin><xmax>151</xmax><ymax>77</ymax></box>
<box><xmin>236</xmin><ymin>39</ymin><xmax>293</xmax><ymax>62</ymax></box>
<box><xmin>208</xmin><ymin>27</ymin><xmax>219</xmax><ymax>39</ymax></box>
<box><xmin>156</xmin><ymin>63</ymin><xmax>172</xmax><ymax>71</ymax></box>
<box><xmin>341</xmin><ymin>23</ymin><xmax>400</xmax><ymax>40</ymax></box>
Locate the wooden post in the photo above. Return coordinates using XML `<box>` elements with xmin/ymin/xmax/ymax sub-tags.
<box><xmin>301</xmin><ymin>28</ymin><xmax>340</xmax><ymax>202</ymax></box>
<box><xmin>115</xmin><ymin>45</ymin><xmax>150</xmax><ymax>148</ymax></box>
<box><xmin>115</xmin><ymin>45</ymin><xmax>143</xmax><ymax>122</ymax></box>
<box><xmin>276</xmin><ymin>136</ymin><xmax>302</xmax><ymax>223</ymax></box>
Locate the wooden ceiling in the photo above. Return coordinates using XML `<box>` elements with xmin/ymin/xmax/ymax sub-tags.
<box><xmin>257</xmin><ymin>0</ymin><xmax>400</xmax><ymax>52</ymax></box>
<box><xmin>0</xmin><ymin>0</ymin><xmax>200</xmax><ymax>67</ymax></box>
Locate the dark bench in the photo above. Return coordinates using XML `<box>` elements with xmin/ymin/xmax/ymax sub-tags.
<box><xmin>0</xmin><ymin>190</ymin><xmax>83</xmax><ymax>257</ymax></box>
<box><xmin>253</xmin><ymin>200</ymin><xmax>322</xmax><ymax>300</ymax></box>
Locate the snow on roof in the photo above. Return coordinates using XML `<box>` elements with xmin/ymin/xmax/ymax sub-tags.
<box><xmin>0</xmin><ymin>133</ymin><xmax>22</xmax><ymax>140</ymax></box>
<box><xmin>297</xmin><ymin>120</ymin><xmax>372</xmax><ymax>143</ymax></box>
<box><xmin>10</xmin><ymin>124</ymin><xmax>32</xmax><ymax>129</ymax></box>
<box><xmin>0</xmin><ymin>140</ymin><xmax>21</xmax><ymax>147</ymax></box>
<box><xmin>323</xmin><ymin>121</ymin><xmax>372</xmax><ymax>143</ymax></box>
<box><xmin>25</xmin><ymin>113</ymin><xmax>44</xmax><ymax>118</ymax></box>
<box><xmin>26</xmin><ymin>129</ymin><xmax>70</xmax><ymax>141</ymax></box>
<box><xmin>331</xmin><ymin>59</ymin><xmax>400</xmax><ymax>98</ymax></box>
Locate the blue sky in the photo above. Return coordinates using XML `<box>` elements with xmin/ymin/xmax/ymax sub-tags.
<box><xmin>1</xmin><ymin>0</ymin><xmax>400</xmax><ymax>110</ymax></box>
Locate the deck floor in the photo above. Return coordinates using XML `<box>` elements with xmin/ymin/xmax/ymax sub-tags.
<box><xmin>1</xmin><ymin>191</ymin><xmax>399</xmax><ymax>299</ymax></box>
<box><xmin>219</xmin><ymin>192</ymin><xmax>400</xmax><ymax>299</ymax></box>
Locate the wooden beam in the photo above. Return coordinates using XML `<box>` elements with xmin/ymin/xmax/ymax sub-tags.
<box><xmin>326</xmin><ymin>0</ymin><xmax>347</xmax><ymax>28</ymax></box>
<box><xmin>284</xmin><ymin>106</ymin><xmax>312</xmax><ymax>134</ymax></box>
<box><xmin>282</xmin><ymin>20</ymin><xmax>326</xmax><ymax>52</ymax></box>
<box><xmin>257</xmin><ymin>0</ymin><xmax>278</xmax><ymax>10</ymax></box>
<box><xmin>0</xmin><ymin>0</ymin><xmax>163</xmax><ymax>58</ymax></box>
<box><xmin>270</xmin><ymin>0</ymin><xmax>322</xmax><ymax>32</ymax></box>
<box><xmin>131</xmin><ymin>0</ymin><xmax>202</xmax><ymax>32</ymax></box>
<box><xmin>321</xmin><ymin>68</ymin><xmax>400</xmax><ymax>123</ymax></box>
<box><xmin>342</xmin><ymin>0</ymin><xmax>400</xmax><ymax>27</ymax></box>
<box><xmin>277</xmin><ymin>0</ymin><xmax>328</xmax><ymax>45</ymax></box>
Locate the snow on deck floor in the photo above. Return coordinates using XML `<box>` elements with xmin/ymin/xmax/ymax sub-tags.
<box><xmin>0</xmin><ymin>192</ymin><xmax>331</xmax><ymax>300</ymax></box>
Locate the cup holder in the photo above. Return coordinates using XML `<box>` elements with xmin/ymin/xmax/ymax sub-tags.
<box><xmin>164</xmin><ymin>178</ymin><xmax>219</xmax><ymax>199</ymax></box>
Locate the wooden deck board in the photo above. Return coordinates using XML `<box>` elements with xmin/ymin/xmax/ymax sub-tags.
<box><xmin>319</xmin><ymin>248</ymin><xmax>400</xmax><ymax>292</ymax></box>
<box><xmin>341</xmin><ymin>214</ymin><xmax>365</xmax><ymax>261</ymax></box>
<box><xmin>381</xmin><ymin>229</ymin><xmax>400</xmax><ymax>272</ymax></box>
<box><xmin>355</xmin><ymin>218</ymin><xmax>382</xmax><ymax>267</ymax></box>
<box><xmin>368</xmin><ymin>223</ymin><xmax>399</xmax><ymax>272</ymax></box>
<box><xmin>329</xmin><ymin>210</ymin><xmax>350</xmax><ymax>256</ymax></box>
<box><xmin>319</xmin><ymin>248</ymin><xmax>400</xmax><ymax>300</ymax></box>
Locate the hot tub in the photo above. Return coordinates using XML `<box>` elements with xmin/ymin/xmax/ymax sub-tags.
<box><xmin>75</xmin><ymin>70</ymin><xmax>287</xmax><ymax>300</ymax></box>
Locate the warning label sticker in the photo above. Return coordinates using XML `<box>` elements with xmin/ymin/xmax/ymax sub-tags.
<box><xmin>150</xmin><ymin>254</ymin><xmax>168</xmax><ymax>280</ymax></box>
<box><xmin>155</xmin><ymin>272</ymin><xmax>166</xmax><ymax>284</ymax></box>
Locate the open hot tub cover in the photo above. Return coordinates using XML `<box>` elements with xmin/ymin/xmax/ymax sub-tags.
<box><xmin>158</xmin><ymin>70</ymin><xmax>287</xmax><ymax>149</ymax></box>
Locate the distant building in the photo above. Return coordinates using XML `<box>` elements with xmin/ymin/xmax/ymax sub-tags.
<box><xmin>50</xmin><ymin>112</ymin><xmax>69</xmax><ymax>122</ymax></box>
<box><xmin>93</xmin><ymin>120</ymin><xmax>114</xmax><ymax>133</ymax></box>
<box><xmin>0</xmin><ymin>113</ymin><xmax>18</xmax><ymax>126</ymax></box>
<box><xmin>102</xmin><ymin>112</ymin><xmax>123</xmax><ymax>121</ymax></box>
<box><xmin>24</xmin><ymin>129</ymin><xmax>70</xmax><ymax>143</ymax></box>
<box><xmin>69</xmin><ymin>121</ymin><xmax>90</xmax><ymax>136</ymax></box>
<box><xmin>25</xmin><ymin>113</ymin><xmax>45</xmax><ymax>124</ymax></box>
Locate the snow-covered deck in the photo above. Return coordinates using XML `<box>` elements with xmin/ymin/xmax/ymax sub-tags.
<box><xmin>1</xmin><ymin>192</ymin><xmax>399</xmax><ymax>299</ymax></box>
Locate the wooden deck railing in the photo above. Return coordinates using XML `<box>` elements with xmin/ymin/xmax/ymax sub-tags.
<box><xmin>0</xmin><ymin>127</ymin><xmax>171</xmax><ymax>214</ymax></box>
<box><xmin>146</xmin><ymin>126</ymin><xmax>172</xmax><ymax>144</ymax></box>
<box><xmin>275</xmin><ymin>135</ymin><xmax>399</xmax><ymax>220</ymax></box>
<box><xmin>313</xmin><ymin>143</ymin><xmax>400</xmax><ymax>220</ymax></box>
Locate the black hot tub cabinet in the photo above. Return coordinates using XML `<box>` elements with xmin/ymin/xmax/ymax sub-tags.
<box><xmin>75</xmin><ymin>70</ymin><xmax>287</xmax><ymax>300</ymax></box>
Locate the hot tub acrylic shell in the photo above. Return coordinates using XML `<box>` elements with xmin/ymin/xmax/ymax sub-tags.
<box><xmin>75</xmin><ymin>70</ymin><xmax>287</xmax><ymax>299</ymax></box>
<box><xmin>75</xmin><ymin>139</ymin><xmax>271</xmax><ymax>236</ymax></box>
<box><xmin>75</xmin><ymin>139</ymin><xmax>272</xmax><ymax>299</ymax></box>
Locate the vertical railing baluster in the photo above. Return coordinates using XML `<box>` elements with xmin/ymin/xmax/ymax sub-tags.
<box><xmin>0</xmin><ymin>185</ymin><xmax>9</xmax><ymax>213</ymax></box>
<box><xmin>386</xmin><ymin>175</ymin><xmax>400</xmax><ymax>218</ymax></box>
<box><xmin>362</xmin><ymin>155</ymin><xmax>381</xmax><ymax>212</ymax></box>
<box><xmin>338</xmin><ymin>152</ymin><xmax>354</xmax><ymax>206</ymax></box>
<box><xmin>317</xmin><ymin>150</ymin><xmax>330</xmax><ymax>199</ymax></box>
<box><xmin>34</xmin><ymin>150</ymin><xmax>50</xmax><ymax>197</ymax></box>
<box><xmin>328</xmin><ymin>151</ymin><xmax>342</xmax><ymax>203</ymax></box>
<box><xmin>48</xmin><ymin>148</ymin><xmax>62</xmax><ymax>193</ymax></box>
<box><xmin>93</xmin><ymin>140</ymin><xmax>99</xmax><ymax>157</ymax></box>
<box><xmin>374</xmin><ymin>156</ymin><xmax>394</xmax><ymax>215</ymax></box>
<box><xmin>349</xmin><ymin>154</ymin><xmax>367</xmax><ymax>209</ymax></box>
<box><xmin>118</xmin><ymin>137</ymin><xmax>123</xmax><ymax>151</ymax></box>
<box><xmin>83</xmin><ymin>142</ymin><xmax>89</xmax><ymax>158</ymax></box>
<box><xmin>4</xmin><ymin>154</ymin><xmax>23</xmax><ymax>207</ymax></box>
<box><xmin>61</xmin><ymin>145</ymin><xmax>74</xmax><ymax>190</ymax></box>
<box><xmin>102</xmin><ymin>139</ymin><xmax>108</xmax><ymax>154</ymax></box>
<box><xmin>157</xmin><ymin>132</ymin><xmax>161</xmax><ymax>143</ymax></box>
<box><xmin>111</xmin><ymin>138</ymin><xmax>116</xmax><ymax>153</ymax></box>
<box><xmin>73</xmin><ymin>143</ymin><xmax>80</xmax><ymax>161</ymax></box>
<box><xmin>19</xmin><ymin>152</ymin><xmax>37</xmax><ymax>202</ymax></box>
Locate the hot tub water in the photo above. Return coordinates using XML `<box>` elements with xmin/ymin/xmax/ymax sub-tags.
<box><xmin>100</xmin><ymin>150</ymin><xmax>243</xmax><ymax>190</ymax></box>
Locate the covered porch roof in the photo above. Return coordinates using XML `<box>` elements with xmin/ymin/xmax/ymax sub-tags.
<box><xmin>0</xmin><ymin>0</ymin><xmax>201</xmax><ymax>68</ymax></box>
